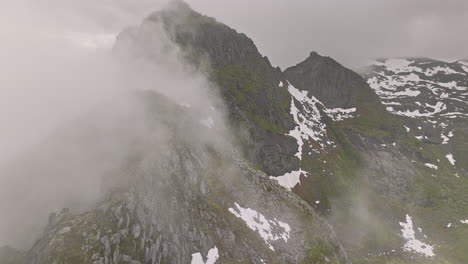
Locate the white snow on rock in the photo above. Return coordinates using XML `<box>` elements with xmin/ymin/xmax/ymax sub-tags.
<box><xmin>287</xmin><ymin>83</ymin><xmax>328</xmax><ymax>153</ymax></box>
<box><xmin>460</xmin><ymin>220</ymin><xmax>468</xmax><ymax>224</ymax></box>
<box><xmin>382</xmin><ymin>101</ymin><xmax>402</xmax><ymax>106</ymax></box>
<box><xmin>424</xmin><ymin>163</ymin><xmax>438</xmax><ymax>170</ymax></box>
<box><xmin>279</xmin><ymin>81</ymin><xmax>284</xmax><ymax>87</ymax></box>
<box><xmin>438</xmin><ymin>81</ymin><xmax>467</xmax><ymax>91</ymax></box>
<box><xmin>461</xmin><ymin>65</ymin><xmax>468</xmax><ymax>73</ymax></box>
<box><xmin>229</xmin><ymin>203</ymin><xmax>291</xmax><ymax>251</ymax></box>
<box><xmin>446</xmin><ymin>153</ymin><xmax>456</xmax><ymax>166</ymax></box>
<box><xmin>386</xmin><ymin>102</ymin><xmax>446</xmax><ymax>118</ymax></box>
<box><xmin>367</xmin><ymin>59</ymin><xmax>468</xmax><ymax>130</ymax></box>
<box><xmin>424</xmin><ymin>66</ymin><xmax>460</xmax><ymax>76</ymax></box>
<box><xmin>374</xmin><ymin>59</ymin><xmax>422</xmax><ymax>74</ymax></box>
<box><xmin>368</xmin><ymin>76</ymin><xmax>421</xmax><ymax>99</ymax></box>
<box><xmin>191</xmin><ymin>246</ymin><xmax>219</xmax><ymax>264</ymax></box>
<box><xmin>399</xmin><ymin>214</ymin><xmax>435</xmax><ymax>257</ymax></box>
<box><xmin>285</xmin><ymin>81</ymin><xmax>356</xmax><ymax>156</ymax></box>
<box><xmin>441</xmin><ymin>111</ymin><xmax>468</xmax><ymax>118</ymax></box>
<box><xmin>441</xmin><ymin>134</ymin><xmax>449</xmax><ymax>144</ymax></box>
<box><xmin>441</xmin><ymin>131</ymin><xmax>453</xmax><ymax>144</ymax></box>
<box><xmin>270</xmin><ymin>169</ymin><xmax>307</xmax><ymax>191</ymax></box>
<box><xmin>323</xmin><ymin>107</ymin><xmax>357</xmax><ymax>121</ymax></box>
<box><xmin>404</xmin><ymin>125</ymin><xmax>411</xmax><ymax>132</ymax></box>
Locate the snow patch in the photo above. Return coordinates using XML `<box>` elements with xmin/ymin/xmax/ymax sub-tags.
<box><xmin>270</xmin><ymin>169</ymin><xmax>307</xmax><ymax>191</ymax></box>
<box><xmin>446</xmin><ymin>153</ymin><xmax>456</xmax><ymax>166</ymax></box>
<box><xmin>441</xmin><ymin>131</ymin><xmax>453</xmax><ymax>144</ymax></box>
<box><xmin>425</xmin><ymin>66</ymin><xmax>460</xmax><ymax>76</ymax></box>
<box><xmin>286</xmin><ymin>83</ymin><xmax>328</xmax><ymax>155</ymax></box>
<box><xmin>191</xmin><ymin>246</ymin><xmax>219</xmax><ymax>264</ymax></box>
<box><xmin>461</xmin><ymin>65</ymin><xmax>468</xmax><ymax>73</ymax></box>
<box><xmin>387</xmin><ymin>102</ymin><xmax>446</xmax><ymax>118</ymax></box>
<box><xmin>399</xmin><ymin>214</ymin><xmax>435</xmax><ymax>257</ymax></box>
<box><xmin>439</xmin><ymin>81</ymin><xmax>467</xmax><ymax>91</ymax></box>
<box><xmin>424</xmin><ymin>163</ymin><xmax>438</xmax><ymax>170</ymax></box>
<box><xmin>375</xmin><ymin>59</ymin><xmax>422</xmax><ymax>74</ymax></box>
<box><xmin>229</xmin><ymin>203</ymin><xmax>291</xmax><ymax>251</ymax></box>
<box><xmin>323</xmin><ymin>107</ymin><xmax>356</xmax><ymax>121</ymax></box>
<box><xmin>285</xmin><ymin>82</ymin><xmax>355</xmax><ymax>155</ymax></box>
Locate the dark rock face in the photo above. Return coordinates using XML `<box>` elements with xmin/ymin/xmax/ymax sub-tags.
<box><xmin>285</xmin><ymin>52</ymin><xmax>368</xmax><ymax>108</ymax></box>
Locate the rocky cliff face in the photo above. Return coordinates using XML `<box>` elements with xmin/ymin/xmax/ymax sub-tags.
<box><xmin>285</xmin><ymin>52</ymin><xmax>363</xmax><ymax>109</ymax></box>
<box><xmin>2</xmin><ymin>2</ymin><xmax>467</xmax><ymax>264</ymax></box>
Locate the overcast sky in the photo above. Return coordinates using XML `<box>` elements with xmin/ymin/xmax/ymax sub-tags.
<box><xmin>3</xmin><ymin>0</ymin><xmax>467</xmax><ymax>69</ymax></box>
<box><xmin>195</xmin><ymin>0</ymin><xmax>468</xmax><ymax>68</ymax></box>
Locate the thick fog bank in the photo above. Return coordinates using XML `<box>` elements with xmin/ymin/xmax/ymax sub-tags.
<box><xmin>0</xmin><ymin>1</ymin><xmax>228</xmax><ymax>249</ymax></box>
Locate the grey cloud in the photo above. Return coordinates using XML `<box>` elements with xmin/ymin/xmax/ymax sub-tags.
<box><xmin>0</xmin><ymin>0</ymin><xmax>228</xmax><ymax>248</ymax></box>
<box><xmin>187</xmin><ymin>0</ymin><xmax>468</xmax><ymax>68</ymax></box>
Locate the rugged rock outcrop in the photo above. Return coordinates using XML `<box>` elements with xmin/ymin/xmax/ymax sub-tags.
<box><xmin>285</xmin><ymin>52</ymin><xmax>364</xmax><ymax>109</ymax></box>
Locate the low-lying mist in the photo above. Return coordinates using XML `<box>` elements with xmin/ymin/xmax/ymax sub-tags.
<box><xmin>0</xmin><ymin>1</ymin><xmax>229</xmax><ymax>249</ymax></box>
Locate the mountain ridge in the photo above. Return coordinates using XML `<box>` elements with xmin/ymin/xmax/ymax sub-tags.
<box><xmin>1</xmin><ymin>2</ymin><xmax>467</xmax><ymax>264</ymax></box>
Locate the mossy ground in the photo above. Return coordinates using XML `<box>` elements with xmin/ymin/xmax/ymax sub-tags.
<box><xmin>213</xmin><ymin>64</ymin><xmax>288</xmax><ymax>134</ymax></box>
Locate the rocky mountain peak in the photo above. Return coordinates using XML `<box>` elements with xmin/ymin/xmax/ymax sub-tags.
<box><xmin>284</xmin><ymin>51</ymin><xmax>368</xmax><ymax>109</ymax></box>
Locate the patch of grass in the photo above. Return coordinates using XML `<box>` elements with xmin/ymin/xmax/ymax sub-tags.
<box><xmin>213</xmin><ymin>64</ymin><xmax>287</xmax><ymax>134</ymax></box>
<box><xmin>302</xmin><ymin>240</ymin><xmax>340</xmax><ymax>264</ymax></box>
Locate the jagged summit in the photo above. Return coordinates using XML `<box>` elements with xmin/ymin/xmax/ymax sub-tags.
<box><xmin>144</xmin><ymin>2</ymin><xmax>263</xmax><ymax>69</ymax></box>
<box><xmin>284</xmin><ymin>51</ymin><xmax>370</xmax><ymax>108</ymax></box>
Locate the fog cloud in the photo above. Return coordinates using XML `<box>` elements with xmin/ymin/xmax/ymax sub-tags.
<box><xmin>0</xmin><ymin>0</ymin><xmax>227</xmax><ymax>248</ymax></box>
